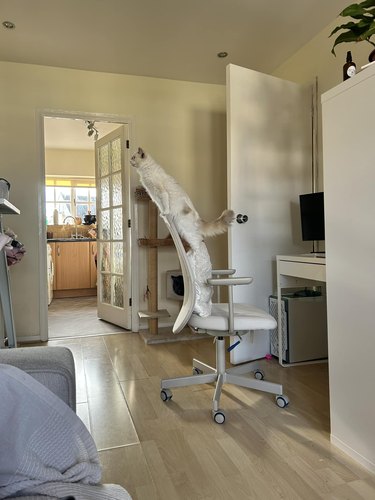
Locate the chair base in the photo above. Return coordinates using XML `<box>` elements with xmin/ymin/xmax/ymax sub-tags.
<box><xmin>160</xmin><ymin>337</ymin><xmax>289</xmax><ymax>423</ymax></box>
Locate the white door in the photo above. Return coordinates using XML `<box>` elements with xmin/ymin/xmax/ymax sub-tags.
<box><xmin>227</xmin><ymin>64</ymin><xmax>312</xmax><ymax>363</ymax></box>
<box><xmin>95</xmin><ymin>125</ymin><xmax>132</xmax><ymax>329</ymax></box>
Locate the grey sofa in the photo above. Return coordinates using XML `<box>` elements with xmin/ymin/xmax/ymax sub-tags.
<box><xmin>0</xmin><ymin>346</ymin><xmax>76</xmax><ymax>410</ymax></box>
<box><xmin>0</xmin><ymin>346</ymin><xmax>131</xmax><ymax>500</ymax></box>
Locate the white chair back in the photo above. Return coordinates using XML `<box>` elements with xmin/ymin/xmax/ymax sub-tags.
<box><xmin>163</xmin><ymin>215</ymin><xmax>196</xmax><ymax>334</ymax></box>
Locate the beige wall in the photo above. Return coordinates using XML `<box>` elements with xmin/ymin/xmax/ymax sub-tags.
<box><xmin>45</xmin><ymin>149</ymin><xmax>95</xmax><ymax>176</ymax></box>
<box><xmin>3</xmin><ymin>17</ymin><xmax>371</xmax><ymax>341</ymax></box>
<box><xmin>0</xmin><ymin>61</ymin><xmax>226</xmax><ymax>340</ymax></box>
<box><xmin>273</xmin><ymin>17</ymin><xmax>373</xmax><ymax>190</ymax></box>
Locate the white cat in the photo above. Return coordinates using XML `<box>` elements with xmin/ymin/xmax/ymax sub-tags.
<box><xmin>130</xmin><ymin>147</ymin><xmax>235</xmax><ymax>251</ymax></box>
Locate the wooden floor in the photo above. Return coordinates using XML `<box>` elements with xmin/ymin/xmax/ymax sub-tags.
<box><xmin>45</xmin><ymin>332</ymin><xmax>375</xmax><ymax>500</ymax></box>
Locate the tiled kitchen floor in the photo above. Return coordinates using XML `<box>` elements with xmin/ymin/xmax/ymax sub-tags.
<box><xmin>48</xmin><ymin>296</ymin><xmax>126</xmax><ymax>339</ymax></box>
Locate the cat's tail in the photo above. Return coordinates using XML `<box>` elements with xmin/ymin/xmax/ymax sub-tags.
<box><xmin>198</xmin><ymin>209</ymin><xmax>235</xmax><ymax>237</ymax></box>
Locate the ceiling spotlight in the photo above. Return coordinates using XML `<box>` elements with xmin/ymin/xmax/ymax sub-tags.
<box><xmin>2</xmin><ymin>21</ymin><xmax>15</xmax><ymax>29</ymax></box>
<box><xmin>217</xmin><ymin>52</ymin><xmax>228</xmax><ymax>58</ymax></box>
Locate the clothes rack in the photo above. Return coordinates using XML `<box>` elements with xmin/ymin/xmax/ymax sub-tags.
<box><xmin>0</xmin><ymin>198</ymin><xmax>20</xmax><ymax>348</ymax></box>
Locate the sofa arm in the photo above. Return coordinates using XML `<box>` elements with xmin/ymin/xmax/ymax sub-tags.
<box><xmin>0</xmin><ymin>346</ymin><xmax>76</xmax><ymax>411</ymax></box>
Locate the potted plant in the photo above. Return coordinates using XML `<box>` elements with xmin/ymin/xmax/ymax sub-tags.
<box><xmin>330</xmin><ymin>0</ymin><xmax>375</xmax><ymax>61</ymax></box>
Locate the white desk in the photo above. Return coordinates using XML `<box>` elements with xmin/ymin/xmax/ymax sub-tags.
<box><xmin>276</xmin><ymin>254</ymin><xmax>326</xmax><ymax>366</ymax></box>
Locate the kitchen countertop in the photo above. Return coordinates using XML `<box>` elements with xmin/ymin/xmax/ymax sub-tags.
<box><xmin>47</xmin><ymin>238</ymin><xmax>96</xmax><ymax>242</ymax></box>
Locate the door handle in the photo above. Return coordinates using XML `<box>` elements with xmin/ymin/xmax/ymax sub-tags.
<box><xmin>236</xmin><ymin>214</ymin><xmax>248</xmax><ymax>224</ymax></box>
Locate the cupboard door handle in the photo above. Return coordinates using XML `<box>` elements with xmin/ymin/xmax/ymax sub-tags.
<box><xmin>57</xmin><ymin>246</ymin><xmax>60</xmax><ymax>256</ymax></box>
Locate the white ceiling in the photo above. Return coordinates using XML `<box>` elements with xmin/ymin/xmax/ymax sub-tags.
<box><xmin>44</xmin><ymin>117</ymin><xmax>122</xmax><ymax>151</ymax></box>
<box><xmin>2</xmin><ymin>0</ymin><xmax>348</xmax><ymax>150</ymax></box>
<box><xmin>2</xmin><ymin>0</ymin><xmax>347</xmax><ymax>85</ymax></box>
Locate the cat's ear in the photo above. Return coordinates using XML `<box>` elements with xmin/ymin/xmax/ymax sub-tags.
<box><xmin>138</xmin><ymin>147</ymin><xmax>146</xmax><ymax>159</ymax></box>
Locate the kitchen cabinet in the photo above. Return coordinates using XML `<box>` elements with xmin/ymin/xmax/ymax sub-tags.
<box><xmin>48</xmin><ymin>242</ymin><xmax>56</xmax><ymax>290</ymax></box>
<box><xmin>89</xmin><ymin>241</ymin><xmax>97</xmax><ymax>289</ymax></box>
<box><xmin>55</xmin><ymin>241</ymin><xmax>90</xmax><ymax>290</ymax></box>
<box><xmin>52</xmin><ymin>240</ymin><xmax>97</xmax><ymax>297</ymax></box>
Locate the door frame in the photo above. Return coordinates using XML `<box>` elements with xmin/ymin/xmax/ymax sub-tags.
<box><xmin>36</xmin><ymin>109</ymin><xmax>139</xmax><ymax>341</ymax></box>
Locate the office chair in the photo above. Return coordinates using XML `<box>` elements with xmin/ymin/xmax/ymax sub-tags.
<box><xmin>160</xmin><ymin>214</ymin><xmax>289</xmax><ymax>424</ymax></box>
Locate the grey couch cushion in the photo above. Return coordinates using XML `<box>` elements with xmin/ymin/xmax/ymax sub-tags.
<box><xmin>0</xmin><ymin>346</ymin><xmax>76</xmax><ymax>411</ymax></box>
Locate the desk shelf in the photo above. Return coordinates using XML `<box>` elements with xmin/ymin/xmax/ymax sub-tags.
<box><xmin>275</xmin><ymin>254</ymin><xmax>327</xmax><ymax>367</ymax></box>
<box><xmin>0</xmin><ymin>199</ymin><xmax>20</xmax><ymax>215</ymax></box>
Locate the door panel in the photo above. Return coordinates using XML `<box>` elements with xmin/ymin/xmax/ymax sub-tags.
<box><xmin>227</xmin><ymin>64</ymin><xmax>312</xmax><ymax>363</ymax></box>
<box><xmin>55</xmin><ymin>242</ymin><xmax>90</xmax><ymax>290</ymax></box>
<box><xmin>95</xmin><ymin>125</ymin><xmax>131</xmax><ymax>329</ymax></box>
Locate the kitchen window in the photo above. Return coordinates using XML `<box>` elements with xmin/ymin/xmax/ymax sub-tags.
<box><xmin>46</xmin><ymin>177</ymin><xmax>96</xmax><ymax>224</ymax></box>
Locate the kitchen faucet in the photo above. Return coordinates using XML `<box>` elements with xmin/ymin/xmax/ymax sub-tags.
<box><xmin>63</xmin><ymin>216</ymin><xmax>78</xmax><ymax>239</ymax></box>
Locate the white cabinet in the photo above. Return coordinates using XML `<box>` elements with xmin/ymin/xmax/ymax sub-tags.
<box><xmin>322</xmin><ymin>64</ymin><xmax>375</xmax><ymax>471</ymax></box>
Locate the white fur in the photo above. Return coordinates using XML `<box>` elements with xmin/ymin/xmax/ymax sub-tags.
<box><xmin>130</xmin><ymin>147</ymin><xmax>235</xmax><ymax>251</ymax></box>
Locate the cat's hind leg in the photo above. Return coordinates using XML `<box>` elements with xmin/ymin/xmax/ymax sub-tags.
<box><xmin>159</xmin><ymin>191</ymin><xmax>170</xmax><ymax>215</ymax></box>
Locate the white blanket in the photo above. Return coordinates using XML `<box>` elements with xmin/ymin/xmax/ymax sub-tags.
<box><xmin>0</xmin><ymin>364</ymin><xmax>131</xmax><ymax>500</ymax></box>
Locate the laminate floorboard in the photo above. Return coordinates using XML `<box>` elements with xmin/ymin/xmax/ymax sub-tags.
<box><xmin>46</xmin><ymin>333</ymin><xmax>375</xmax><ymax>500</ymax></box>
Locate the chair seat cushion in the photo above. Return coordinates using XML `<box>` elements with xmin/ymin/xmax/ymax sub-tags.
<box><xmin>188</xmin><ymin>303</ymin><xmax>277</xmax><ymax>333</ymax></box>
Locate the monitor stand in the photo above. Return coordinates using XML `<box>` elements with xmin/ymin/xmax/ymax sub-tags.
<box><xmin>310</xmin><ymin>252</ymin><xmax>325</xmax><ymax>258</ymax></box>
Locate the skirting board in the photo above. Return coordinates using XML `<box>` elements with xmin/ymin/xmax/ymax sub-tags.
<box><xmin>16</xmin><ymin>335</ymin><xmax>43</xmax><ymax>344</ymax></box>
<box><xmin>139</xmin><ymin>326</ymin><xmax>209</xmax><ymax>345</ymax></box>
<box><xmin>331</xmin><ymin>434</ymin><xmax>375</xmax><ymax>474</ymax></box>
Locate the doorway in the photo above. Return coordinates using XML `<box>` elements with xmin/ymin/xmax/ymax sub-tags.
<box><xmin>41</xmin><ymin>111</ymin><xmax>138</xmax><ymax>340</ymax></box>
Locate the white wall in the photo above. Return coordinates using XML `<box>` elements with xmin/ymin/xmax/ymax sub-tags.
<box><xmin>0</xmin><ymin>61</ymin><xmax>227</xmax><ymax>340</ymax></box>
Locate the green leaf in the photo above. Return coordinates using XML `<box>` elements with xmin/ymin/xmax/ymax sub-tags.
<box><xmin>329</xmin><ymin>21</ymin><xmax>363</xmax><ymax>36</ymax></box>
<box><xmin>341</xmin><ymin>4</ymin><xmax>367</xmax><ymax>18</ymax></box>
<box><xmin>359</xmin><ymin>0</ymin><xmax>375</xmax><ymax>9</ymax></box>
<box><xmin>331</xmin><ymin>30</ymin><xmax>360</xmax><ymax>55</ymax></box>
<box><xmin>360</xmin><ymin>24</ymin><xmax>375</xmax><ymax>38</ymax></box>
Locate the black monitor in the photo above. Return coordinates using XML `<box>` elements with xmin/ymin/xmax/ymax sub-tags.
<box><xmin>299</xmin><ymin>192</ymin><xmax>325</xmax><ymax>241</ymax></box>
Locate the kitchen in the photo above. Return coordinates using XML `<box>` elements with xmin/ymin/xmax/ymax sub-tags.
<box><xmin>44</xmin><ymin>117</ymin><xmax>124</xmax><ymax>339</ymax></box>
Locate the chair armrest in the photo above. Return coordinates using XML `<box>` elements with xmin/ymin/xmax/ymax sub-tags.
<box><xmin>207</xmin><ymin>276</ymin><xmax>253</xmax><ymax>335</ymax></box>
<box><xmin>0</xmin><ymin>346</ymin><xmax>76</xmax><ymax>411</ymax></box>
<box><xmin>207</xmin><ymin>276</ymin><xmax>253</xmax><ymax>286</ymax></box>
<box><xmin>211</xmin><ymin>269</ymin><xmax>236</xmax><ymax>276</ymax></box>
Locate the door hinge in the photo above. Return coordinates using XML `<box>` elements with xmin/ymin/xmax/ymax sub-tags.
<box><xmin>126</xmin><ymin>140</ymin><xmax>130</xmax><ymax>149</ymax></box>
<box><xmin>129</xmin><ymin>298</ymin><xmax>132</xmax><ymax>307</ymax></box>
<box><xmin>128</xmin><ymin>219</ymin><xmax>131</xmax><ymax>228</ymax></box>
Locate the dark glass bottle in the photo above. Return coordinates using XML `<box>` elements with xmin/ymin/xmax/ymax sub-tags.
<box><xmin>343</xmin><ymin>51</ymin><xmax>356</xmax><ymax>81</ymax></box>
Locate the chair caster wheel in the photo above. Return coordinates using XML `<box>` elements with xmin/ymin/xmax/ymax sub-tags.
<box><xmin>212</xmin><ymin>410</ymin><xmax>225</xmax><ymax>424</ymax></box>
<box><xmin>254</xmin><ymin>369</ymin><xmax>265</xmax><ymax>380</ymax></box>
<box><xmin>276</xmin><ymin>395</ymin><xmax>289</xmax><ymax>408</ymax></box>
<box><xmin>160</xmin><ymin>389</ymin><xmax>172</xmax><ymax>402</ymax></box>
<box><xmin>193</xmin><ymin>367</ymin><xmax>203</xmax><ymax>375</ymax></box>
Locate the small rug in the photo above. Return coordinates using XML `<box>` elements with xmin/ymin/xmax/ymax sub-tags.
<box><xmin>139</xmin><ymin>326</ymin><xmax>209</xmax><ymax>345</ymax></box>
